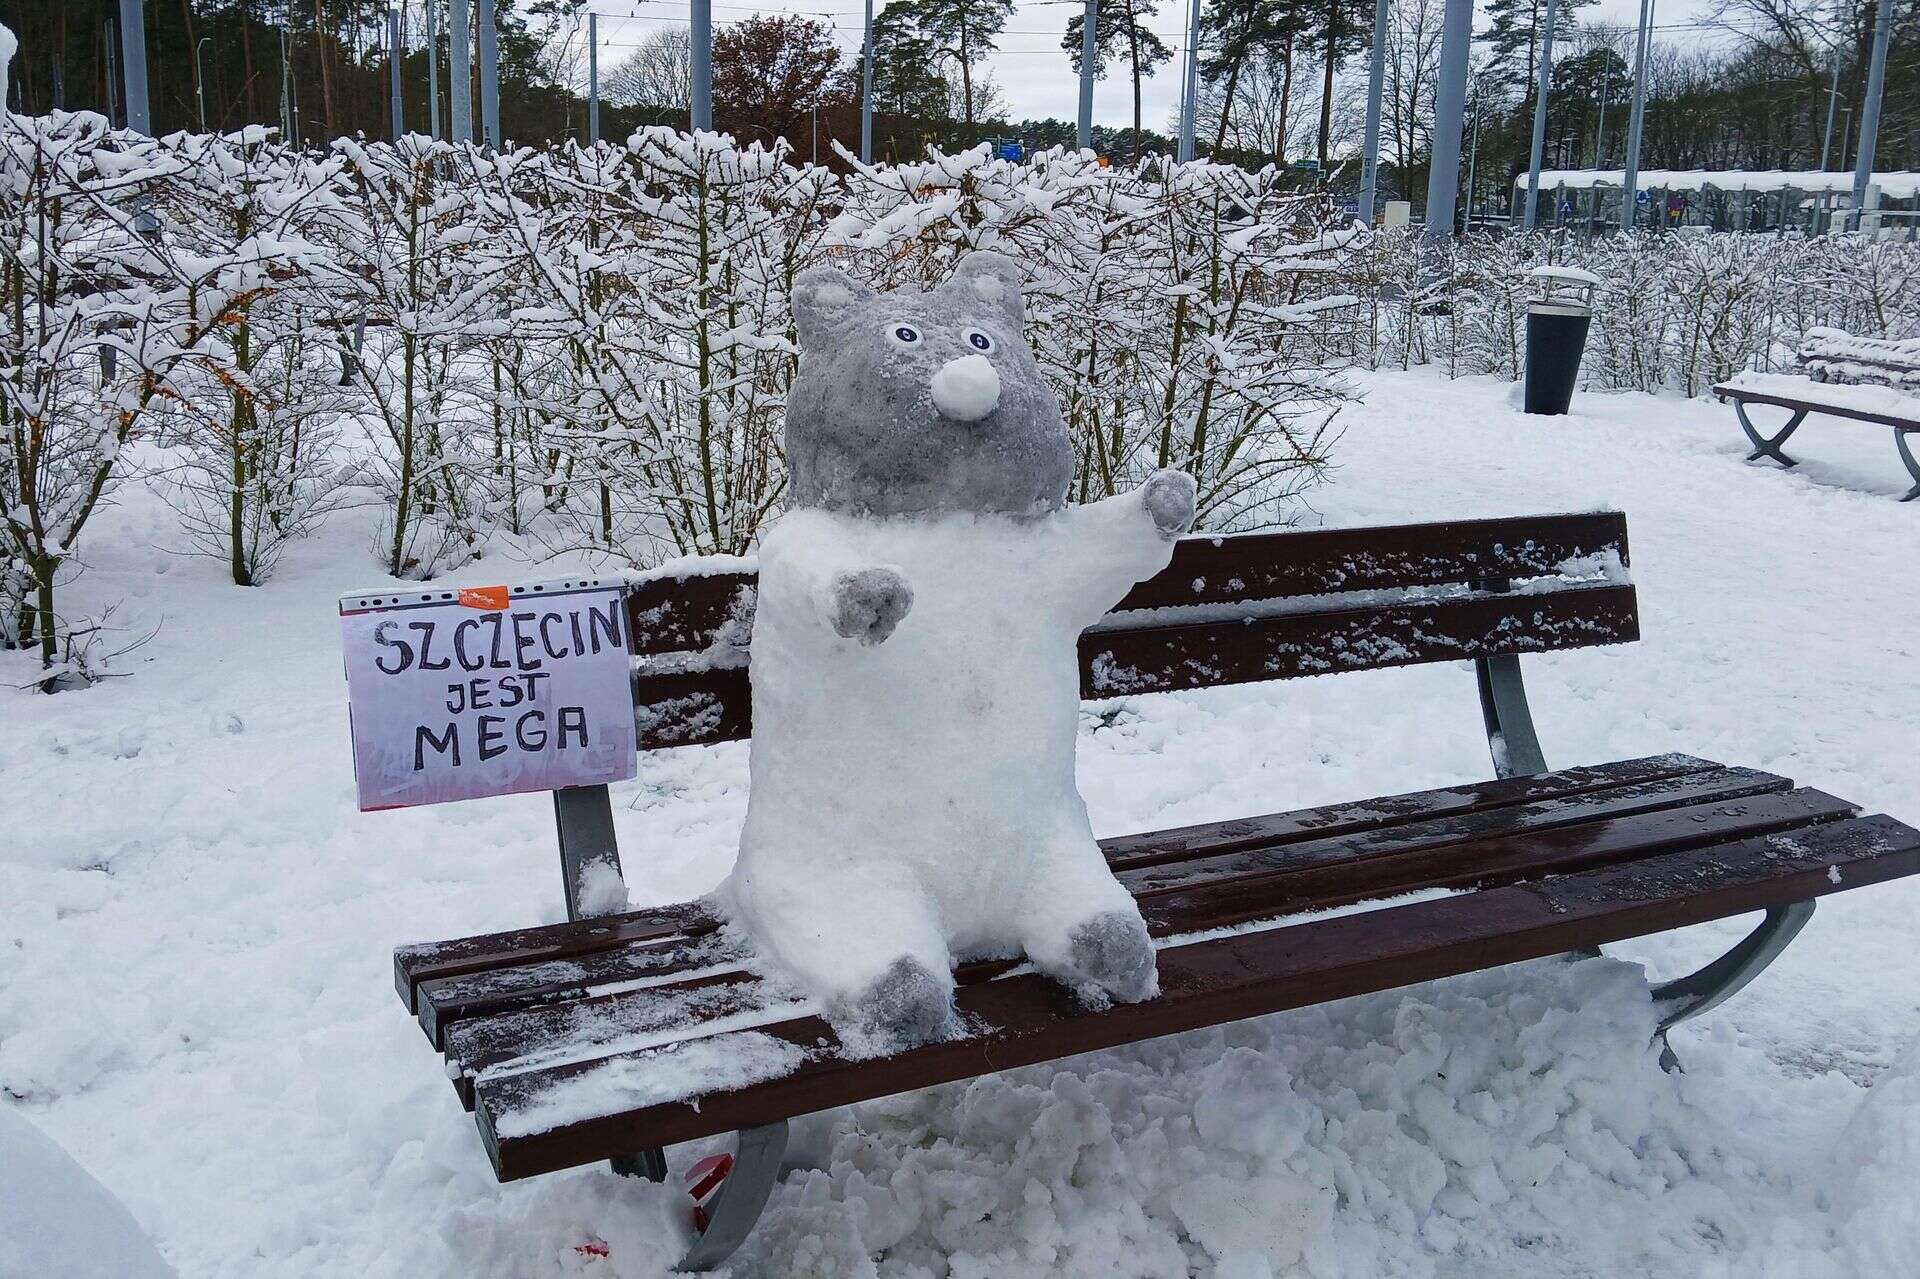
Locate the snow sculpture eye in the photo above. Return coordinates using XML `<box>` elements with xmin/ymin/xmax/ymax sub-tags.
<box><xmin>963</xmin><ymin>328</ymin><xmax>996</xmax><ymax>354</ymax></box>
<box><xmin>886</xmin><ymin>323</ymin><xmax>923</xmax><ymax>349</ymax></box>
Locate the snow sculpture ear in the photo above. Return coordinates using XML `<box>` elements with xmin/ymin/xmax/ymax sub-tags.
<box><xmin>793</xmin><ymin>264</ymin><xmax>874</xmax><ymax>349</ymax></box>
<box><xmin>942</xmin><ymin>251</ymin><xmax>1026</xmax><ymax>327</ymax></box>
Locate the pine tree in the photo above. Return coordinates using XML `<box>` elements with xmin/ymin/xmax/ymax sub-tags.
<box><xmin>893</xmin><ymin>0</ymin><xmax>1016</xmax><ymax>128</ymax></box>
<box><xmin>1200</xmin><ymin>0</ymin><xmax>1313</xmax><ymax>152</ymax></box>
<box><xmin>1062</xmin><ymin>0</ymin><xmax>1174</xmax><ymax>160</ymax></box>
<box><xmin>1477</xmin><ymin>0</ymin><xmax>1596</xmax><ymax>104</ymax></box>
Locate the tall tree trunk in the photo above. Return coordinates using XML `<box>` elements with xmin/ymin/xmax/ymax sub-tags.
<box><xmin>241</xmin><ymin>0</ymin><xmax>259</xmax><ymax>119</ymax></box>
<box><xmin>315</xmin><ymin>0</ymin><xmax>336</xmax><ymax>138</ymax></box>
<box><xmin>1212</xmin><ymin>51</ymin><xmax>1246</xmax><ymax>150</ymax></box>
<box><xmin>1129</xmin><ymin>16</ymin><xmax>1144</xmax><ymax>160</ymax></box>
<box><xmin>959</xmin><ymin>13</ymin><xmax>975</xmax><ymax>127</ymax></box>
<box><xmin>1276</xmin><ymin>35</ymin><xmax>1295</xmax><ymax>162</ymax></box>
<box><xmin>1318</xmin><ymin>13</ymin><xmax>1338</xmax><ymax>166</ymax></box>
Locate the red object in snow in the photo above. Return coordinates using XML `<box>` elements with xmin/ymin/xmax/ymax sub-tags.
<box><xmin>574</xmin><ymin>1240</ymin><xmax>610</xmax><ymax>1258</ymax></box>
<box><xmin>685</xmin><ymin>1151</ymin><xmax>734</xmax><ymax>1234</ymax></box>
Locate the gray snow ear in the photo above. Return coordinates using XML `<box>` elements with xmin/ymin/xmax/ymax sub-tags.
<box><xmin>792</xmin><ymin>264</ymin><xmax>873</xmax><ymax>348</ymax></box>
<box><xmin>942</xmin><ymin>251</ymin><xmax>1026</xmax><ymax>327</ymax></box>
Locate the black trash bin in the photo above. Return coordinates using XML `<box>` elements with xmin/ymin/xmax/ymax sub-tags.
<box><xmin>1523</xmin><ymin>300</ymin><xmax>1591</xmax><ymax>415</ymax></box>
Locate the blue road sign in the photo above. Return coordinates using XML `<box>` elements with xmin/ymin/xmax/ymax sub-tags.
<box><xmin>1635</xmin><ymin>189</ymin><xmax>1650</xmax><ymax>205</ymax></box>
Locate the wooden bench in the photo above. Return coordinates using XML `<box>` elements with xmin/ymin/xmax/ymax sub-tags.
<box><xmin>391</xmin><ymin>510</ymin><xmax>1920</xmax><ymax>1270</ymax></box>
<box><xmin>1714</xmin><ymin>329</ymin><xmax>1920</xmax><ymax>501</ymax></box>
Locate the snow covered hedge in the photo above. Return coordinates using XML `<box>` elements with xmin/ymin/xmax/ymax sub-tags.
<box><xmin>1354</xmin><ymin>230</ymin><xmax>1920</xmax><ymax>397</ymax></box>
<box><xmin>1</xmin><ymin>117</ymin><xmax>1353</xmax><ymax>679</ymax></box>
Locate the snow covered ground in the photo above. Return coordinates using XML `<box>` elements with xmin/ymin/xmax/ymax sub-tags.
<box><xmin>3</xmin><ymin>367</ymin><xmax>1917</xmax><ymax>1278</ymax></box>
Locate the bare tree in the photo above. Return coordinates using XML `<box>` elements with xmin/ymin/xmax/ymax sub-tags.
<box><xmin>604</xmin><ymin>27</ymin><xmax>692</xmax><ymax>112</ymax></box>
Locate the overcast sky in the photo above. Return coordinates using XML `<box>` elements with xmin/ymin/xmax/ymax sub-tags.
<box><xmin>583</xmin><ymin>0</ymin><xmax>1731</xmax><ymax>131</ymax></box>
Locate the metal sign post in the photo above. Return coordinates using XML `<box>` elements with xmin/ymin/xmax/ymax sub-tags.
<box><xmin>1621</xmin><ymin>0</ymin><xmax>1656</xmax><ymax>231</ymax></box>
<box><xmin>692</xmin><ymin>0</ymin><xmax>713</xmax><ymax>131</ymax></box>
<box><xmin>449</xmin><ymin>0</ymin><xmax>472</xmax><ymax>142</ymax></box>
<box><xmin>477</xmin><ymin>0</ymin><xmax>501</xmax><ymax>146</ymax></box>
<box><xmin>388</xmin><ymin>8</ymin><xmax>404</xmax><ymax>140</ymax></box>
<box><xmin>588</xmin><ymin>11</ymin><xmax>600</xmax><ymax>145</ymax></box>
<box><xmin>117</xmin><ymin>0</ymin><xmax>151</xmax><ymax>134</ymax></box>
<box><xmin>1847</xmin><ymin>0</ymin><xmax>1892</xmax><ymax>232</ymax></box>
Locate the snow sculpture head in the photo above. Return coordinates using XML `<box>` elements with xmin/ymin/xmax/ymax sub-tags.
<box><xmin>786</xmin><ymin>251</ymin><xmax>1073</xmax><ymax>520</ymax></box>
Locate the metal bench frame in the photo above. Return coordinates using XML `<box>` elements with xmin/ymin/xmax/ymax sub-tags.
<box><xmin>1718</xmin><ymin>382</ymin><xmax>1920</xmax><ymax>502</ymax></box>
<box><xmin>530</xmin><ymin>571</ymin><xmax>1816</xmax><ymax>1271</ymax></box>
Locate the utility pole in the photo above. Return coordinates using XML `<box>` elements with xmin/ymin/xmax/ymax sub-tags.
<box><xmin>1846</xmin><ymin>0</ymin><xmax>1891</xmax><ymax>232</ymax></box>
<box><xmin>691</xmin><ymin>0</ymin><xmax>712</xmax><ymax>131</ymax></box>
<box><xmin>1424</xmin><ymin>0</ymin><xmax>1473</xmax><ymax>243</ymax></box>
<box><xmin>389</xmin><ymin>8</ymin><xmax>403</xmax><ymax>140</ymax></box>
<box><xmin>1359</xmin><ymin>0</ymin><xmax>1390</xmax><ymax>224</ymax></box>
<box><xmin>1621</xmin><ymin>0</ymin><xmax>1656</xmax><ymax>232</ymax></box>
<box><xmin>117</xmin><ymin>0</ymin><xmax>151</xmax><ymax>134</ymax></box>
<box><xmin>427</xmin><ymin>0</ymin><xmax>441</xmax><ymax>139</ymax></box>
<box><xmin>588</xmin><ymin>11</ymin><xmax>599</xmax><ymax>144</ymax></box>
<box><xmin>1177</xmin><ymin>0</ymin><xmax>1200</xmax><ymax>161</ymax></box>
<box><xmin>477</xmin><ymin>0</ymin><xmax>500</xmax><ymax>146</ymax></box>
<box><xmin>1077</xmin><ymin>0</ymin><xmax>1098</xmax><ymax>152</ymax></box>
<box><xmin>860</xmin><ymin>0</ymin><xmax>875</xmax><ymax>162</ymax></box>
<box><xmin>449</xmin><ymin>0</ymin><xmax>472</xmax><ymax>142</ymax></box>
<box><xmin>1521</xmin><ymin>0</ymin><xmax>1560</xmax><ymax>232</ymax></box>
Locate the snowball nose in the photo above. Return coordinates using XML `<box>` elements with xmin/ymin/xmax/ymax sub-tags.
<box><xmin>930</xmin><ymin>354</ymin><xmax>1000</xmax><ymax>422</ymax></box>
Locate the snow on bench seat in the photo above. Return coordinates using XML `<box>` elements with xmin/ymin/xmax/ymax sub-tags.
<box><xmin>1716</xmin><ymin>371</ymin><xmax>1920</xmax><ymax>428</ymax></box>
<box><xmin>393</xmin><ymin>754</ymin><xmax>1920</xmax><ymax>1180</ymax></box>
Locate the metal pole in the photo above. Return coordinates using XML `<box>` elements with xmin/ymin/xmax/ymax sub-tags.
<box><xmin>117</xmin><ymin>0</ymin><xmax>151</xmax><ymax>134</ymax></box>
<box><xmin>1818</xmin><ymin>9</ymin><xmax>1844</xmax><ymax>170</ymax></box>
<box><xmin>1846</xmin><ymin>0</ymin><xmax>1891</xmax><ymax>232</ymax></box>
<box><xmin>477</xmin><ymin>0</ymin><xmax>500</xmax><ymax>146</ymax></box>
<box><xmin>1621</xmin><ymin>0</ymin><xmax>1655</xmax><ymax>233</ymax></box>
<box><xmin>449</xmin><ymin>0</ymin><xmax>472</xmax><ymax>142</ymax></box>
<box><xmin>691</xmin><ymin>0</ymin><xmax>712</xmax><ymax>132</ymax></box>
<box><xmin>1424</xmin><ymin>0</ymin><xmax>1473</xmax><ymax>242</ymax></box>
<box><xmin>389</xmin><ymin>8</ymin><xmax>404</xmax><ymax>139</ymax></box>
<box><xmin>860</xmin><ymin>0</ymin><xmax>874</xmax><ymax>162</ymax></box>
<box><xmin>1359</xmin><ymin>0</ymin><xmax>1390</xmax><ymax>224</ymax></box>
<box><xmin>1077</xmin><ymin>0</ymin><xmax>1098</xmax><ymax>151</ymax></box>
<box><xmin>1177</xmin><ymin>0</ymin><xmax>1201</xmax><ymax>161</ymax></box>
<box><xmin>1521</xmin><ymin>0</ymin><xmax>1560</xmax><ymax>232</ymax></box>
<box><xmin>588</xmin><ymin>11</ymin><xmax>599</xmax><ymax>144</ymax></box>
<box><xmin>427</xmin><ymin>0</ymin><xmax>441</xmax><ymax>139</ymax></box>
<box><xmin>1593</xmin><ymin>55</ymin><xmax>1610</xmax><ymax>168</ymax></box>
<box><xmin>195</xmin><ymin>35</ymin><xmax>211</xmax><ymax>131</ymax></box>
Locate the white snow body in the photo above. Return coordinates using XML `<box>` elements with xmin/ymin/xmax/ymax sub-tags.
<box><xmin>723</xmin><ymin>493</ymin><xmax>1178</xmax><ymax>1009</ymax></box>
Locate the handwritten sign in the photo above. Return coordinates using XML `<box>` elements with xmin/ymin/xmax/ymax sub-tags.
<box><xmin>340</xmin><ymin>580</ymin><xmax>636</xmax><ymax>811</ymax></box>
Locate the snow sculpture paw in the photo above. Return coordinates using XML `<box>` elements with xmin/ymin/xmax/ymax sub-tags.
<box><xmin>854</xmin><ymin>955</ymin><xmax>954</xmax><ymax>1046</ymax></box>
<box><xmin>1142</xmin><ymin>470</ymin><xmax>1198</xmax><ymax>541</ymax></box>
<box><xmin>1068</xmin><ymin>909</ymin><xmax>1159</xmax><ymax>1004</ymax></box>
<box><xmin>830</xmin><ymin>566</ymin><xmax>914</xmax><ymax>645</ymax></box>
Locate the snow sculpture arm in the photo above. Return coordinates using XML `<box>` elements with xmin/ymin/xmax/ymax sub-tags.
<box><xmin>766</xmin><ymin>513</ymin><xmax>915</xmax><ymax>646</ymax></box>
<box><xmin>1052</xmin><ymin>469</ymin><xmax>1197</xmax><ymax>621</ymax></box>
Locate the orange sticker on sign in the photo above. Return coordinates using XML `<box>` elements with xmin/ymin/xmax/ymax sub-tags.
<box><xmin>457</xmin><ymin>585</ymin><xmax>510</xmax><ymax>610</ymax></box>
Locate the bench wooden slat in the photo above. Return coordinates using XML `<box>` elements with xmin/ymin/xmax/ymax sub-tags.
<box><xmin>622</xmin><ymin>512</ymin><xmax>1631</xmax><ymax>657</ymax></box>
<box><xmin>403</xmin><ymin>755</ymin><xmax>1719</xmax><ymax>1039</ymax></box>
<box><xmin>630</xmin><ymin>583</ymin><xmax>1641</xmax><ymax>749</ymax></box>
<box><xmin>440</xmin><ymin>775</ymin><xmax>1831</xmax><ymax>1099</ymax></box>
<box><xmin>1101</xmin><ymin>753</ymin><xmax>1717</xmax><ymax>869</ymax></box>
<box><xmin>473</xmin><ymin>813</ymin><xmax>1920</xmax><ymax>1179</ymax></box>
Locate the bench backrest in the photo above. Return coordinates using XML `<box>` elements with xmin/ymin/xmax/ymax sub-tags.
<box><xmin>1799</xmin><ymin>328</ymin><xmax>1920</xmax><ymax>392</ymax></box>
<box><xmin>621</xmin><ymin>511</ymin><xmax>1639</xmax><ymax>751</ymax></box>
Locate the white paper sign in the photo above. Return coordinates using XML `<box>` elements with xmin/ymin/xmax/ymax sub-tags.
<box><xmin>340</xmin><ymin>581</ymin><xmax>637</xmax><ymax>811</ymax></box>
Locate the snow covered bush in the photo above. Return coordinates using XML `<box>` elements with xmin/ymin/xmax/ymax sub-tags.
<box><xmin>1354</xmin><ymin>230</ymin><xmax>1920</xmax><ymax>397</ymax></box>
<box><xmin>0</xmin><ymin>112</ymin><xmax>272</xmax><ymax>683</ymax></box>
<box><xmin>143</xmin><ymin>129</ymin><xmax>350</xmax><ymax>585</ymax></box>
<box><xmin>329</xmin><ymin>136</ymin><xmax>506</xmax><ymax>579</ymax></box>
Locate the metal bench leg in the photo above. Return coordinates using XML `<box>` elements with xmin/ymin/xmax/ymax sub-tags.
<box><xmin>1895</xmin><ymin>427</ymin><xmax>1920</xmax><ymax>502</ymax></box>
<box><xmin>1732</xmin><ymin>402</ymin><xmax>1806</xmax><ymax>467</ymax></box>
<box><xmin>1650</xmin><ymin>899</ymin><xmax>1815</xmax><ymax>1073</ymax></box>
<box><xmin>1475</xmin><ymin>654</ymin><xmax>1547</xmax><ymax>780</ymax></box>
<box><xmin>680</xmin><ymin>1121</ymin><xmax>790</xmax><ymax>1273</ymax></box>
<box><xmin>609</xmin><ymin>1148</ymin><xmax>666</xmax><ymax>1181</ymax></box>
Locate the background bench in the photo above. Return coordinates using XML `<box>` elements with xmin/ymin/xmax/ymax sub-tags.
<box><xmin>391</xmin><ymin>510</ymin><xmax>1920</xmax><ymax>1271</ymax></box>
<box><xmin>1715</xmin><ymin>328</ymin><xmax>1920</xmax><ymax>500</ymax></box>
